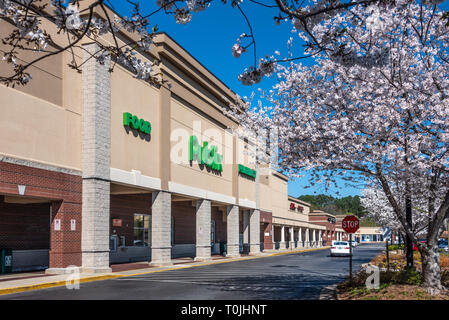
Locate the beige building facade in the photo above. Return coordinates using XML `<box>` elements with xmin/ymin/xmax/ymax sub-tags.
<box><xmin>0</xmin><ymin>3</ymin><xmax>329</xmax><ymax>273</ymax></box>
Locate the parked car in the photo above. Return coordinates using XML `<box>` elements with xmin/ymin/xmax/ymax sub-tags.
<box><xmin>438</xmin><ymin>239</ymin><xmax>448</xmax><ymax>253</ymax></box>
<box><xmin>412</xmin><ymin>239</ymin><xmax>426</xmax><ymax>251</ymax></box>
<box><xmin>330</xmin><ymin>241</ymin><xmax>351</xmax><ymax>257</ymax></box>
<box><xmin>350</xmin><ymin>240</ymin><xmax>358</xmax><ymax>247</ymax></box>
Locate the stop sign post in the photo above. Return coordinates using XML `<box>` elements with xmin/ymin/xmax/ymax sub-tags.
<box><xmin>342</xmin><ymin>215</ymin><xmax>360</xmax><ymax>283</ymax></box>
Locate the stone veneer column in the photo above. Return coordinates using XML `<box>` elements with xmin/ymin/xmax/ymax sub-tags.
<box><xmin>306</xmin><ymin>228</ymin><xmax>310</xmax><ymax>248</ymax></box>
<box><xmin>319</xmin><ymin>230</ymin><xmax>323</xmax><ymax>247</ymax></box>
<box><xmin>279</xmin><ymin>225</ymin><xmax>286</xmax><ymax>249</ymax></box>
<box><xmin>195</xmin><ymin>199</ymin><xmax>211</xmax><ymax>261</ymax></box>
<box><xmin>249</xmin><ymin>209</ymin><xmax>260</xmax><ymax>255</ymax></box>
<box><xmin>298</xmin><ymin>227</ymin><xmax>303</xmax><ymax>248</ymax></box>
<box><xmin>226</xmin><ymin>205</ymin><xmax>240</xmax><ymax>257</ymax></box>
<box><xmin>150</xmin><ymin>191</ymin><xmax>172</xmax><ymax>266</ymax></box>
<box><xmin>289</xmin><ymin>227</ymin><xmax>294</xmax><ymax>249</ymax></box>
<box><xmin>81</xmin><ymin>43</ymin><xmax>112</xmax><ymax>274</ymax></box>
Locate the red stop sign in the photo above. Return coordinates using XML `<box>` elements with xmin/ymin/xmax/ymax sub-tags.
<box><xmin>342</xmin><ymin>215</ymin><xmax>360</xmax><ymax>233</ymax></box>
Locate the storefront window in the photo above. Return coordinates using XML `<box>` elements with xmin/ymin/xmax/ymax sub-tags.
<box><xmin>134</xmin><ymin>214</ymin><xmax>151</xmax><ymax>247</ymax></box>
<box><xmin>171</xmin><ymin>217</ymin><xmax>174</xmax><ymax>246</ymax></box>
<box><xmin>110</xmin><ymin>235</ymin><xmax>118</xmax><ymax>252</ymax></box>
<box><xmin>211</xmin><ymin>220</ymin><xmax>215</xmax><ymax>244</ymax></box>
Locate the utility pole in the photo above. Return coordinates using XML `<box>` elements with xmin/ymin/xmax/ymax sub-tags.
<box><xmin>386</xmin><ymin>237</ymin><xmax>390</xmax><ymax>271</ymax></box>
<box><xmin>349</xmin><ymin>233</ymin><xmax>353</xmax><ymax>283</ymax></box>
<box><xmin>405</xmin><ymin>185</ymin><xmax>414</xmax><ymax>269</ymax></box>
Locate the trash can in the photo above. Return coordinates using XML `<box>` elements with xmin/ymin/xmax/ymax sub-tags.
<box><xmin>1</xmin><ymin>249</ymin><xmax>13</xmax><ymax>274</ymax></box>
<box><xmin>219</xmin><ymin>241</ymin><xmax>227</xmax><ymax>256</ymax></box>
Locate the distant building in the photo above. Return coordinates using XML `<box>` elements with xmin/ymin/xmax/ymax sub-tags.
<box><xmin>354</xmin><ymin>227</ymin><xmax>384</xmax><ymax>242</ymax></box>
<box><xmin>309</xmin><ymin>210</ymin><xmax>347</xmax><ymax>245</ymax></box>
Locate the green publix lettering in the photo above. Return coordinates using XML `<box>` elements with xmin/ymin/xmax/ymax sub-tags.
<box><xmin>238</xmin><ymin>164</ymin><xmax>256</xmax><ymax>178</ymax></box>
<box><xmin>123</xmin><ymin>112</ymin><xmax>151</xmax><ymax>135</ymax></box>
<box><xmin>189</xmin><ymin>135</ymin><xmax>223</xmax><ymax>172</ymax></box>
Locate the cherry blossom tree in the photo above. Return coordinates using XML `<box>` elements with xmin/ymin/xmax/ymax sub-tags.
<box><xmin>361</xmin><ymin>186</ymin><xmax>441</xmax><ymax>241</ymax></box>
<box><xmin>0</xmin><ymin>0</ymin><xmax>165</xmax><ymax>86</ymax></box>
<box><xmin>2</xmin><ymin>0</ymin><xmax>447</xmax><ymax>87</ymax></box>
<box><xmin>225</xmin><ymin>2</ymin><xmax>449</xmax><ymax>294</ymax></box>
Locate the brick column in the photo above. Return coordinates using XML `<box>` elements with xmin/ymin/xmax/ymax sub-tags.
<box><xmin>48</xmin><ymin>201</ymin><xmax>82</xmax><ymax>272</ymax></box>
<box><xmin>226</xmin><ymin>205</ymin><xmax>240</xmax><ymax>257</ymax></box>
<box><xmin>279</xmin><ymin>225</ymin><xmax>286</xmax><ymax>249</ymax></box>
<box><xmin>195</xmin><ymin>199</ymin><xmax>211</xmax><ymax>261</ymax></box>
<box><xmin>150</xmin><ymin>191</ymin><xmax>172</xmax><ymax>266</ymax></box>
<box><xmin>249</xmin><ymin>209</ymin><xmax>260</xmax><ymax>255</ymax></box>
<box><xmin>81</xmin><ymin>43</ymin><xmax>112</xmax><ymax>274</ymax></box>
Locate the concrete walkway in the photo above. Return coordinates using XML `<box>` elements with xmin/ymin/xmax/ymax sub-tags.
<box><xmin>0</xmin><ymin>246</ymin><xmax>329</xmax><ymax>296</ymax></box>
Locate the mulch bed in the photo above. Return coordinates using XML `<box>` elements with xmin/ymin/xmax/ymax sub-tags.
<box><xmin>337</xmin><ymin>250</ymin><xmax>449</xmax><ymax>300</ymax></box>
<box><xmin>338</xmin><ymin>284</ymin><xmax>449</xmax><ymax>300</ymax></box>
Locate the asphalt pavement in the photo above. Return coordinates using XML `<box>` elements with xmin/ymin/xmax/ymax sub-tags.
<box><xmin>0</xmin><ymin>244</ymin><xmax>383</xmax><ymax>300</ymax></box>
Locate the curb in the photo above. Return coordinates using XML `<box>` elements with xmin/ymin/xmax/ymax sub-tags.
<box><xmin>0</xmin><ymin>274</ymin><xmax>121</xmax><ymax>296</ymax></box>
<box><xmin>0</xmin><ymin>246</ymin><xmax>330</xmax><ymax>296</ymax></box>
<box><xmin>319</xmin><ymin>284</ymin><xmax>338</xmax><ymax>300</ymax></box>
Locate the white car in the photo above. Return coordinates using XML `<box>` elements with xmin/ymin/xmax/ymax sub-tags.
<box><xmin>351</xmin><ymin>240</ymin><xmax>358</xmax><ymax>247</ymax></box>
<box><xmin>330</xmin><ymin>241</ymin><xmax>352</xmax><ymax>257</ymax></box>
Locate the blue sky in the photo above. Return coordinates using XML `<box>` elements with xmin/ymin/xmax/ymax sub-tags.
<box><xmin>108</xmin><ymin>1</ymin><xmax>449</xmax><ymax>198</ymax></box>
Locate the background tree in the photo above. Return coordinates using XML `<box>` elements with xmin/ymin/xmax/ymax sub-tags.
<box><xmin>298</xmin><ymin>194</ymin><xmax>367</xmax><ymax>217</ymax></box>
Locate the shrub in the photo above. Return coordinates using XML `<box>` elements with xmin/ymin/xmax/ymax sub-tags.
<box><xmin>387</xmin><ymin>244</ymin><xmax>404</xmax><ymax>251</ymax></box>
<box><xmin>350</xmin><ymin>287</ymin><xmax>370</xmax><ymax>296</ymax></box>
<box><xmin>393</xmin><ymin>268</ymin><xmax>423</xmax><ymax>286</ymax></box>
<box><xmin>380</xmin><ymin>270</ymin><xmax>396</xmax><ymax>284</ymax></box>
<box><xmin>388</xmin><ymin>244</ymin><xmax>399</xmax><ymax>251</ymax></box>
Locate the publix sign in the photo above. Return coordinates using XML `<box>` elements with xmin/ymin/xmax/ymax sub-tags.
<box><xmin>189</xmin><ymin>135</ymin><xmax>223</xmax><ymax>172</ymax></box>
<box><xmin>238</xmin><ymin>164</ymin><xmax>256</xmax><ymax>179</ymax></box>
<box><xmin>123</xmin><ymin>112</ymin><xmax>151</xmax><ymax>135</ymax></box>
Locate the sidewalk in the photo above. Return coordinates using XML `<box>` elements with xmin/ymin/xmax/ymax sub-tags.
<box><xmin>0</xmin><ymin>246</ymin><xmax>329</xmax><ymax>296</ymax></box>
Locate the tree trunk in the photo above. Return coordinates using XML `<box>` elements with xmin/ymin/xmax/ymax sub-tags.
<box><xmin>405</xmin><ymin>191</ymin><xmax>413</xmax><ymax>269</ymax></box>
<box><xmin>420</xmin><ymin>243</ymin><xmax>444</xmax><ymax>295</ymax></box>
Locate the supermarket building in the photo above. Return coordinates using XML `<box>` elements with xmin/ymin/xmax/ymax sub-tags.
<box><xmin>0</xmin><ymin>4</ymin><xmax>338</xmax><ymax>274</ymax></box>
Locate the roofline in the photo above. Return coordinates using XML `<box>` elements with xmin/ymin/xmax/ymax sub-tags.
<box><xmin>272</xmin><ymin>170</ymin><xmax>289</xmax><ymax>182</ymax></box>
<box><xmin>74</xmin><ymin>2</ymin><xmax>241</xmax><ymax>112</ymax></box>
<box><xmin>288</xmin><ymin>196</ymin><xmax>311</xmax><ymax>207</ymax></box>
<box><xmin>155</xmin><ymin>32</ymin><xmax>237</xmax><ymax>98</ymax></box>
<box><xmin>310</xmin><ymin>211</ymin><xmax>336</xmax><ymax>218</ymax></box>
